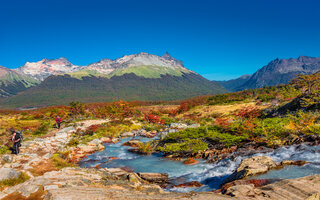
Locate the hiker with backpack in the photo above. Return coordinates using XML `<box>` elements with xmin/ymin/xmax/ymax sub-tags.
<box><xmin>11</xmin><ymin>129</ymin><xmax>22</xmax><ymax>155</ymax></box>
<box><xmin>55</xmin><ymin>115</ymin><xmax>62</xmax><ymax>129</ymax></box>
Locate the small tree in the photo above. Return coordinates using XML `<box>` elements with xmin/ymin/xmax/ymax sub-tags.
<box><xmin>291</xmin><ymin>71</ymin><xmax>320</xmax><ymax>95</ymax></box>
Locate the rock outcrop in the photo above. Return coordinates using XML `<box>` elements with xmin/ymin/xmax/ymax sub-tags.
<box><xmin>0</xmin><ymin>167</ymin><xmax>232</xmax><ymax>200</ymax></box>
<box><xmin>225</xmin><ymin>175</ymin><xmax>320</xmax><ymax>200</ymax></box>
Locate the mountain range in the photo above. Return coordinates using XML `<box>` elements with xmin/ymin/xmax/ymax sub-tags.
<box><xmin>0</xmin><ymin>52</ymin><xmax>226</xmax><ymax>108</ymax></box>
<box><xmin>1</xmin><ymin>54</ymin><xmax>320</xmax><ymax>109</ymax></box>
<box><xmin>217</xmin><ymin>56</ymin><xmax>320</xmax><ymax>91</ymax></box>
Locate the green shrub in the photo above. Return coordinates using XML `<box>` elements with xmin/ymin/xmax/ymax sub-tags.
<box><xmin>0</xmin><ymin>172</ymin><xmax>30</xmax><ymax>189</ymax></box>
<box><xmin>52</xmin><ymin>152</ymin><xmax>74</xmax><ymax>169</ymax></box>
<box><xmin>67</xmin><ymin>137</ymin><xmax>80</xmax><ymax>147</ymax></box>
<box><xmin>157</xmin><ymin>139</ymin><xmax>208</xmax><ymax>153</ymax></box>
<box><xmin>33</xmin><ymin>121</ymin><xmax>50</xmax><ymax>135</ymax></box>
<box><xmin>0</xmin><ymin>145</ymin><xmax>10</xmax><ymax>155</ymax></box>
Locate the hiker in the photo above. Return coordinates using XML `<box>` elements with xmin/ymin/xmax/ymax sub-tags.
<box><xmin>55</xmin><ymin>115</ymin><xmax>62</xmax><ymax>129</ymax></box>
<box><xmin>11</xmin><ymin>130</ymin><xmax>22</xmax><ymax>155</ymax></box>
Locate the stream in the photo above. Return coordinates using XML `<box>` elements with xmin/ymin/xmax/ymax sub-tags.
<box><xmin>80</xmin><ymin>136</ymin><xmax>320</xmax><ymax>192</ymax></box>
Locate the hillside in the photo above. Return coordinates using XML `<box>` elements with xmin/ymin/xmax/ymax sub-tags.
<box><xmin>1</xmin><ymin>73</ymin><xmax>226</xmax><ymax>109</ymax></box>
<box><xmin>238</xmin><ymin>56</ymin><xmax>320</xmax><ymax>90</ymax></box>
<box><xmin>0</xmin><ymin>66</ymin><xmax>38</xmax><ymax>97</ymax></box>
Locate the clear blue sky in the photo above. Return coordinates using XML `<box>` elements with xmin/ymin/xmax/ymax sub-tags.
<box><xmin>1</xmin><ymin>0</ymin><xmax>320</xmax><ymax>80</ymax></box>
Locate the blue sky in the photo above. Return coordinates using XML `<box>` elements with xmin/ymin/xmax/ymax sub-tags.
<box><xmin>1</xmin><ymin>0</ymin><xmax>320</xmax><ymax>80</ymax></box>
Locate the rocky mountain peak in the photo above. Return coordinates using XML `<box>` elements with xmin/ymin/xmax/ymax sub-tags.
<box><xmin>16</xmin><ymin>57</ymin><xmax>83</xmax><ymax>81</ymax></box>
<box><xmin>162</xmin><ymin>52</ymin><xmax>173</xmax><ymax>59</ymax></box>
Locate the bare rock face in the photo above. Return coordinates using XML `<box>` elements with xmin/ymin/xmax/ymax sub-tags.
<box><xmin>16</xmin><ymin>57</ymin><xmax>84</xmax><ymax>81</ymax></box>
<box><xmin>226</xmin><ymin>175</ymin><xmax>320</xmax><ymax>200</ymax></box>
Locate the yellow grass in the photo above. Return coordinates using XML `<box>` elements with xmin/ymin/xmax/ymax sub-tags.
<box><xmin>179</xmin><ymin>102</ymin><xmax>270</xmax><ymax>118</ymax></box>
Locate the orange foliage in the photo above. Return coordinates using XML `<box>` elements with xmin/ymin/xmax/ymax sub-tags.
<box><xmin>233</xmin><ymin>106</ymin><xmax>261</xmax><ymax>119</ymax></box>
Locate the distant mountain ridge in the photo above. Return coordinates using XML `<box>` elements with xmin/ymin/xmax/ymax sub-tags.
<box><xmin>215</xmin><ymin>75</ymin><xmax>251</xmax><ymax>92</ymax></box>
<box><xmin>0</xmin><ymin>66</ymin><xmax>38</xmax><ymax>97</ymax></box>
<box><xmin>14</xmin><ymin>52</ymin><xmax>191</xmax><ymax>81</ymax></box>
<box><xmin>218</xmin><ymin>56</ymin><xmax>320</xmax><ymax>91</ymax></box>
<box><xmin>0</xmin><ymin>52</ymin><xmax>226</xmax><ymax>108</ymax></box>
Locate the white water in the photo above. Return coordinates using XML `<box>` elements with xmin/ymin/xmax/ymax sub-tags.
<box><xmin>80</xmin><ymin>137</ymin><xmax>320</xmax><ymax>192</ymax></box>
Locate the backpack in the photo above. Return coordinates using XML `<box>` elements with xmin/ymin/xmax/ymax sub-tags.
<box><xmin>15</xmin><ymin>131</ymin><xmax>23</xmax><ymax>142</ymax></box>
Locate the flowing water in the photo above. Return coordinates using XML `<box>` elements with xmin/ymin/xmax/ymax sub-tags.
<box><xmin>80</xmin><ymin>137</ymin><xmax>320</xmax><ymax>192</ymax></box>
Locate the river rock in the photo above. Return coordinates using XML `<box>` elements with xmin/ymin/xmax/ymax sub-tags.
<box><xmin>121</xmin><ymin>132</ymin><xmax>134</xmax><ymax>137</ymax></box>
<box><xmin>0</xmin><ymin>168</ymin><xmax>21</xmax><ymax>181</ymax></box>
<box><xmin>281</xmin><ymin>160</ymin><xmax>307</xmax><ymax>166</ymax></box>
<box><xmin>122</xmin><ymin>139</ymin><xmax>142</xmax><ymax>147</ymax></box>
<box><xmin>2</xmin><ymin>155</ymin><xmax>13</xmax><ymax>163</ymax></box>
<box><xmin>127</xmin><ymin>173</ymin><xmax>143</xmax><ymax>185</ymax></box>
<box><xmin>137</xmin><ymin>173</ymin><xmax>169</xmax><ymax>184</ymax></box>
<box><xmin>100</xmin><ymin>137</ymin><xmax>113</xmax><ymax>143</ymax></box>
<box><xmin>183</xmin><ymin>158</ymin><xmax>198</xmax><ymax>165</ymax></box>
<box><xmin>231</xmin><ymin>156</ymin><xmax>278</xmax><ymax>180</ymax></box>
<box><xmin>172</xmin><ymin>181</ymin><xmax>203</xmax><ymax>188</ymax></box>
<box><xmin>169</xmin><ymin>123</ymin><xmax>200</xmax><ymax>129</ymax></box>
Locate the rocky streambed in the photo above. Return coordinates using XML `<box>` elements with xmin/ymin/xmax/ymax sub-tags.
<box><xmin>1</xmin><ymin>120</ymin><xmax>320</xmax><ymax>200</ymax></box>
<box><xmin>80</xmin><ymin>127</ymin><xmax>320</xmax><ymax>194</ymax></box>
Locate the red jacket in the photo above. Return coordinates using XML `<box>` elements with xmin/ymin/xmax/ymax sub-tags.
<box><xmin>56</xmin><ymin>118</ymin><xmax>62</xmax><ymax>123</ymax></box>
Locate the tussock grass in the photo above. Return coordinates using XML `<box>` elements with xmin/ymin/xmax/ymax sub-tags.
<box><xmin>0</xmin><ymin>172</ymin><xmax>30</xmax><ymax>190</ymax></box>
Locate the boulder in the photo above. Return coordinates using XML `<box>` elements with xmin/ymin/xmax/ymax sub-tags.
<box><xmin>0</xmin><ymin>168</ymin><xmax>21</xmax><ymax>181</ymax></box>
<box><xmin>88</xmin><ymin>139</ymin><xmax>102</xmax><ymax>146</ymax></box>
<box><xmin>2</xmin><ymin>155</ymin><xmax>13</xmax><ymax>163</ymax></box>
<box><xmin>122</xmin><ymin>139</ymin><xmax>142</xmax><ymax>147</ymax></box>
<box><xmin>137</xmin><ymin>173</ymin><xmax>169</xmax><ymax>184</ymax></box>
<box><xmin>232</xmin><ymin>156</ymin><xmax>278</xmax><ymax>180</ymax></box>
<box><xmin>183</xmin><ymin>158</ymin><xmax>198</xmax><ymax>165</ymax></box>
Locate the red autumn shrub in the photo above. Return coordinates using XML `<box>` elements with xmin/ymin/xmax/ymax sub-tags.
<box><xmin>233</xmin><ymin>106</ymin><xmax>261</xmax><ymax>119</ymax></box>
<box><xmin>144</xmin><ymin>113</ymin><xmax>161</xmax><ymax>124</ymax></box>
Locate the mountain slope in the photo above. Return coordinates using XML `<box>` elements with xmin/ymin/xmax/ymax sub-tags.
<box><xmin>215</xmin><ymin>75</ymin><xmax>251</xmax><ymax>92</ymax></box>
<box><xmin>236</xmin><ymin>56</ymin><xmax>320</xmax><ymax>91</ymax></box>
<box><xmin>1</xmin><ymin>73</ymin><xmax>226</xmax><ymax>108</ymax></box>
<box><xmin>0</xmin><ymin>66</ymin><xmax>39</xmax><ymax>97</ymax></box>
